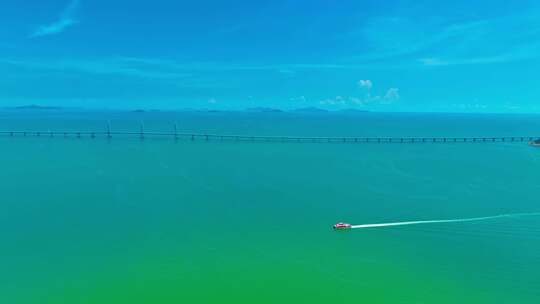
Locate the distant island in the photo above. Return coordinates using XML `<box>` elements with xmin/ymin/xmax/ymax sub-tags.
<box><xmin>246</xmin><ymin>107</ymin><xmax>284</xmax><ymax>113</ymax></box>
<box><xmin>131</xmin><ymin>109</ymin><xmax>163</xmax><ymax>113</ymax></box>
<box><xmin>292</xmin><ymin>107</ymin><xmax>329</xmax><ymax>113</ymax></box>
<box><xmin>4</xmin><ymin>104</ymin><xmax>64</xmax><ymax>110</ymax></box>
<box><xmin>339</xmin><ymin>108</ymin><xmax>371</xmax><ymax>113</ymax></box>
<box><xmin>1</xmin><ymin>105</ymin><xmax>374</xmax><ymax>114</ymax></box>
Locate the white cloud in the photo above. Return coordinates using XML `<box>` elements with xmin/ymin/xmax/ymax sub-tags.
<box><xmin>342</xmin><ymin>9</ymin><xmax>540</xmax><ymax>68</ymax></box>
<box><xmin>320</xmin><ymin>95</ymin><xmax>366</xmax><ymax>106</ymax></box>
<box><xmin>319</xmin><ymin>96</ymin><xmax>346</xmax><ymax>106</ymax></box>
<box><xmin>32</xmin><ymin>19</ymin><xmax>77</xmax><ymax>37</ymax></box>
<box><xmin>358</xmin><ymin>79</ymin><xmax>373</xmax><ymax>89</ymax></box>
<box><xmin>290</xmin><ymin>96</ymin><xmax>306</xmax><ymax>103</ymax></box>
<box><xmin>31</xmin><ymin>0</ymin><xmax>80</xmax><ymax>38</ymax></box>
<box><xmin>419</xmin><ymin>58</ymin><xmax>447</xmax><ymax>66</ymax></box>
<box><xmin>418</xmin><ymin>52</ymin><xmax>535</xmax><ymax>67</ymax></box>
<box><xmin>350</xmin><ymin>88</ymin><xmax>400</xmax><ymax>106</ymax></box>
<box><xmin>348</xmin><ymin>97</ymin><xmax>365</xmax><ymax>105</ymax></box>
<box><xmin>319</xmin><ymin>80</ymin><xmax>399</xmax><ymax>107</ymax></box>
<box><xmin>278</xmin><ymin>69</ymin><xmax>296</xmax><ymax>76</ymax></box>
<box><xmin>1</xmin><ymin>58</ymin><xmax>193</xmax><ymax>79</ymax></box>
<box><xmin>383</xmin><ymin>88</ymin><xmax>400</xmax><ymax>103</ymax></box>
<box><xmin>451</xmin><ymin>103</ymin><xmax>489</xmax><ymax>111</ymax></box>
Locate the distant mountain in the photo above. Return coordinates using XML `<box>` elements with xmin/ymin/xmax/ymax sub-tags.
<box><xmin>246</xmin><ymin>107</ymin><xmax>284</xmax><ymax>113</ymax></box>
<box><xmin>192</xmin><ymin>108</ymin><xmax>226</xmax><ymax>113</ymax></box>
<box><xmin>339</xmin><ymin>108</ymin><xmax>370</xmax><ymax>113</ymax></box>
<box><xmin>6</xmin><ymin>104</ymin><xmax>63</xmax><ymax>110</ymax></box>
<box><xmin>291</xmin><ymin>107</ymin><xmax>329</xmax><ymax>113</ymax></box>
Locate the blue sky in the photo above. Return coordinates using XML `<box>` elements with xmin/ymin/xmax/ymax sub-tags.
<box><xmin>1</xmin><ymin>0</ymin><xmax>540</xmax><ymax>112</ymax></box>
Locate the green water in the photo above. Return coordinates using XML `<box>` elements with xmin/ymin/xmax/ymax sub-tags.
<box><xmin>1</xmin><ymin>112</ymin><xmax>540</xmax><ymax>303</ymax></box>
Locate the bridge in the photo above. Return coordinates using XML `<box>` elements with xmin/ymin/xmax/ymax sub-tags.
<box><xmin>0</xmin><ymin>128</ymin><xmax>538</xmax><ymax>144</ymax></box>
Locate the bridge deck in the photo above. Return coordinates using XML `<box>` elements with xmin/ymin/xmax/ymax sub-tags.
<box><xmin>0</xmin><ymin>130</ymin><xmax>538</xmax><ymax>144</ymax></box>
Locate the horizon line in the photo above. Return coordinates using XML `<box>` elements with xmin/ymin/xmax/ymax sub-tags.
<box><xmin>1</xmin><ymin>104</ymin><xmax>539</xmax><ymax>115</ymax></box>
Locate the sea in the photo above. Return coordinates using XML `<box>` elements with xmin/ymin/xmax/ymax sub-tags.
<box><xmin>1</xmin><ymin>110</ymin><xmax>539</xmax><ymax>303</ymax></box>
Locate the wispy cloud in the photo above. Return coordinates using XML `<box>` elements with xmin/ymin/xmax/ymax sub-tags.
<box><xmin>90</xmin><ymin>57</ymin><xmax>378</xmax><ymax>73</ymax></box>
<box><xmin>30</xmin><ymin>0</ymin><xmax>81</xmax><ymax>38</ymax></box>
<box><xmin>419</xmin><ymin>56</ymin><xmax>508</xmax><ymax>66</ymax></box>
<box><xmin>1</xmin><ymin>58</ymin><xmax>192</xmax><ymax>79</ymax></box>
<box><xmin>418</xmin><ymin>40</ymin><xmax>540</xmax><ymax>66</ymax></box>
<box><xmin>0</xmin><ymin>57</ymin><xmax>238</xmax><ymax>92</ymax></box>
<box><xmin>343</xmin><ymin>8</ymin><xmax>540</xmax><ymax>67</ymax></box>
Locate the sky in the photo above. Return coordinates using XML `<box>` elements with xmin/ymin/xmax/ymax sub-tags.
<box><xmin>1</xmin><ymin>0</ymin><xmax>540</xmax><ymax>112</ymax></box>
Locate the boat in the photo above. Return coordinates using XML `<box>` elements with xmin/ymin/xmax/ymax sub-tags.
<box><xmin>333</xmin><ymin>222</ymin><xmax>352</xmax><ymax>229</ymax></box>
<box><xmin>529</xmin><ymin>139</ymin><xmax>540</xmax><ymax>147</ymax></box>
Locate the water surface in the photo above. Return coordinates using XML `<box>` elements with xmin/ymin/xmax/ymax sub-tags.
<box><xmin>1</xmin><ymin>111</ymin><xmax>539</xmax><ymax>303</ymax></box>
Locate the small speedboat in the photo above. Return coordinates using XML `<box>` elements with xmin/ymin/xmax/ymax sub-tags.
<box><xmin>333</xmin><ymin>222</ymin><xmax>352</xmax><ymax>229</ymax></box>
<box><xmin>530</xmin><ymin>139</ymin><xmax>540</xmax><ymax>147</ymax></box>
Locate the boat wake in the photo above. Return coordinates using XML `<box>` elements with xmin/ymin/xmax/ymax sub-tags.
<box><xmin>351</xmin><ymin>213</ymin><xmax>540</xmax><ymax>229</ymax></box>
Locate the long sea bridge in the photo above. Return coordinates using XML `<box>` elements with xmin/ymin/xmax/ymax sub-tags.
<box><xmin>0</xmin><ymin>125</ymin><xmax>538</xmax><ymax>144</ymax></box>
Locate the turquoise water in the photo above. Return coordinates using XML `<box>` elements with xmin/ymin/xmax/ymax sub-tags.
<box><xmin>1</xmin><ymin>111</ymin><xmax>540</xmax><ymax>303</ymax></box>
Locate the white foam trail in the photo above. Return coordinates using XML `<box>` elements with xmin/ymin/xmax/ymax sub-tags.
<box><xmin>351</xmin><ymin>213</ymin><xmax>540</xmax><ymax>229</ymax></box>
